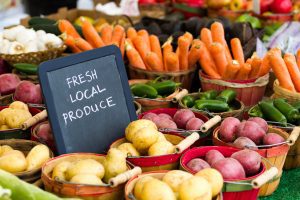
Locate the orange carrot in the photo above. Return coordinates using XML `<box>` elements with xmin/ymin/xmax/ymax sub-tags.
<box><xmin>62</xmin><ymin>34</ymin><xmax>81</xmax><ymax>53</ymax></box>
<box><xmin>246</xmin><ymin>58</ymin><xmax>253</xmax><ymax>64</ymax></box>
<box><xmin>258</xmin><ymin>54</ymin><xmax>271</xmax><ymax>76</ymax></box>
<box><xmin>125</xmin><ymin>38</ymin><xmax>133</xmax><ymax>47</ymax></box>
<box><xmin>209</xmin><ymin>42</ymin><xmax>228</xmax><ymax>76</ymax></box>
<box><xmin>211</xmin><ymin>22</ymin><xmax>232</xmax><ymax>62</ymax></box>
<box><xmin>270</xmin><ymin>47</ymin><xmax>282</xmax><ymax>57</ymax></box>
<box><xmin>137</xmin><ymin>29</ymin><xmax>150</xmax><ymax>51</ymax></box>
<box><xmin>199</xmin><ymin>41</ymin><xmax>221</xmax><ymax>79</ymax></box>
<box><xmin>269</xmin><ymin>53</ymin><xmax>295</xmax><ymax>91</ymax></box>
<box><xmin>145</xmin><ymin>52</ymin><xmax>164</xmax><ymax>71</ymax></box>
<box><xmin>178</xmin><ymin>36</ymin><xmax>190</xmax><ymax>70</ymax></box>
<box><xmin>162</xmin><ymin>37</ymin><xmax>173</xmax><ymax>70</ymax></box>
<box><xmin>58</xmin><ymin>19</ymin><xmax>81</xmax><ymax>39</ymax></box>
<box><xmin>297</xmin><ymin>49</ymin><xmax>300</xmax><ymax>70</ymax></box>
<box><xmin>74</xmin><ymin>38</ymin><xmax>93</xmax><ymax>51</ymax></box>
<box><xmin>127</xmin><ymin>27</ymin><xmax>137</xmax><ymax>41</ymax></box>
<box><xmin>188</xmin><ymin>39</ymin><xmax>202</xmax><ymax>68</ymax></box>
<box><xmin>120</xmin><ymin>33</ymin><xmax>125</xmax><ymax>58</ymax></box>
<box><xmin>165</xmin><ymin>52</ymin><xmax>179</xmax><ymax>72</ymax></box>
<box><xmin>150</xmin><ymin>35</ymin><xmax>163</xmax><ymax>65</ymax></box>
<box><xmin>125</xmin><ymin>42</ymin><xmax>146</xmax><ymax>70</ymax></box>
<box><xmin>200</xmin><ymin>28</ymin><xmax>213</xmax><ymax>48</ymax></box>
<box><xmin>111</xmin><ymin>25</ymin><xmax>125</xmax><ymax>47</ymax></box>
<box><xmin>82</xmin><ymin>20</ymin><xmax>104</xmax><ymax>48</ymax></box>
<box><xmin>222</xmin><ymin>60</ymin><xmax>240</xmax><ymax>80</ymax></box>
<box><xmin>236</xmin><ymin>63</ymin><xmax>251</xmax><ymax>80</ymax></box>
<box><xmin>284</xmin><ymin>53</ymin><xmax>300</xmax><ymax>92</ymax></box>
<box><xmin>231</xmin><ymin>38</ymin><xmax>244</xmax><ymax>65</ymax></box>
<box><xmin>249</xmin><ymin>57</ymin><xmax>262</xmax><ymax>79</ymax></box>
<box><xmin>133</xmin><ymin>36</ymin><xmax>151</xmax><ymax>64</ymax></box>
<box><xmin>183</xmin><ymin>32</ymin><xmax>193</xmax><ymax>45</ymax></box>
<box><xmin>100</xmin><ymin>24</ymin><xmax>113</xmax><ymax>45</ymax></box>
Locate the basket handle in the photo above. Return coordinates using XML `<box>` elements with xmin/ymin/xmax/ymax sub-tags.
<box><xmin>21</xmin><ymin>110</ymin><xmax>48</xmax><ymax>130</ymax></box>
<box><xmin>109</xmin><ymin>167</ymin><xmax>142</xmax><ymax>187</ymax></box>
<box><xmin>175</xmin><ymin>132</ymin><xmax>199</xmax><ymax>153</ymax></box>
<box><xmin>172</xmin><ymin>89</ymin><xmax>188</xmax><ymax>103</ymax></box>
<box><xmin>200</xmin><ymin>115</ymin><xmax>221</xmax><ymax>133</ymax></box>
<box><xmin>287</xmin><ymin>127</ymin><xmax>300</xmax><ymax>146</ymax></box>
<box><xmin>251</xmin><ymin>167</ymin><xmax>278</xmax><ymax>189</ymax></box>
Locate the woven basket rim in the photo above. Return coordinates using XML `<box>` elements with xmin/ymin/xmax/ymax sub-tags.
<box><xmin>129</xmin><ymin>65</ymin><xmax>197</xmax><ymax>75</ymax></box>
<box><xmin>273</xmin><ymin>79</ymin><xmax>300</xmax><ymax>99</ymax></box>
<box><xmin>0</xmin><ymin>45</ymin><xmax>67</xmax><ymax>57</ymax></box>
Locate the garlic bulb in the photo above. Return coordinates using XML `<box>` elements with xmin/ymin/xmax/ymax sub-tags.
<box><xmin>37</xmin><ymin>40</ymin><xmax>47</xmax><ymax>51</ymax></box>
<box><xmin>42</xmin><ymin>33</ymin><xmax>63</xmax><ymax>49</ymax></box>
<box><xmin>36</xmin><ymin>30</ymin><xmax>46</xmax><ymax>38</ymax></box>
<box><xmin>16</xmin><ymin>29</ymin><xmax>37</xmax><ymax>44</ymax></box>
<box><xmin>0</xmin><ymin>39</ymin><xmax>11</xmax><ymax>54</ymax></box>
<box><xmin>24</xmin><ymin>40</ymin><xmax>38</xmax><ymax>53</ymax></box>
<box><xmin>8</xmin><ymin>41</ymin><xmax>25</xmax><ymax>54</ymax></box>
<box><xmin>3</xmin><ymin>25</ymin><xmax>26</xmax><ymax>41</ymax></box>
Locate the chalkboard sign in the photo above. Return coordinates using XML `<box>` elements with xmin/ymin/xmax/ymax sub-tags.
<box><xmin>39</xmin><ymin>46</ymin><xmax>137</xmax><ymax>155</ymax></box>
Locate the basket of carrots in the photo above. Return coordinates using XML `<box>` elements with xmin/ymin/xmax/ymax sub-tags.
<box><xmin>197</xmin><ymin>22</ymin><xmax>269</xmax><ymax>107</ymax></box>
<box><xmin>126</xmin><ymin>28</ymin><xmax>198</xmax><ymax>90</ymax></box>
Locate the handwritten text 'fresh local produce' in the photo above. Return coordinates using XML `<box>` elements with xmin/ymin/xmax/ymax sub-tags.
<box><xmin>62</xmin><ymin>69</ymin><xmax>116</xmax><ymax>125</ymax></box>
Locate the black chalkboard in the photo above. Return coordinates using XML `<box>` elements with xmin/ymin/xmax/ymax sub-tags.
<box><xmin>39</xmin><ymin>46</ymin><xmax>137</xmax><ymax>155</ymax></box>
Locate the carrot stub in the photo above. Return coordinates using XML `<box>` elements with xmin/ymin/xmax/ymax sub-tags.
<box><xmin>111</xmin><ymin>25</ymin><xmax>125</xmax><ymax>47</ymax></box>
<box><xmin>145</xmin><ymin>52</ymin><xmax>164</xmax><ymax>71</ymax></box>
<box><xmin>133</xmin><ymin>35</ymin><xmax>151</xmax><ymax>64</ymax></box>
<box><xmin>200</xmin><ymin>28</ymin><xmax>213</xmax><ymax>48</ymax></box>
<box><xmin>236</xmin><ymin>63</ymin><xmax>251</xmax><ymax>80</ymax></box>
<box><xmin>62</xmin><ymin>34</ymin><xmax>81</xmax><ymax>53</ymax></box>
<box><xmin>100</xmin><ymin>24</ymin><xmax>113</xmax><ymax>45</ymax></box>
<box><xmin>284</xmin><ymin>53</ymin><xmax>300</xmax><ymax>92</ymax></box>
<box><xmin>222</xmin><ymin>60</ymin><xmax>240</xmax><ymax>80</ymax></box>
<box><xmin>127</xmin><ymin>27</ymin><xmax>137</xmax><ymax>41</ymax></box>
<box><xmin>296</xmin><ymin>49</ymin><xmax>300</xmax><ymax>70</ymax></box>
<box><xmin>258</xmin><ymin>54</ymin><xmax>271</xmax><ymax>76</ymax></box>
<box><xmin>125</xmin><ymin>42</ymin><xmax>146</xmax><ymax>70</ymax></box>
<box><xmin>74</xmin><ymin>38</ymin><xmax>93</xmax><ymax>51</ymax></box>
<box><xmin>82</xmin><ymin>20</ymin><xmax>104</xmax><ymax>48</ymax></box>
<box><xmin>58</xmin><ymin>19</ymin><xmax>81</xmax><ymax>39</ymax></box>
<box><xmin>150</xmin><ymin>35</ymin><xmax>163</xmax><ymax>64</ymax></box>
<box><xmin>231</xmin><ymin>38</ymin><xmax>244</xmax><ymax>65</ymax></box>
<box><xmin>137</xmin><ymin>29</ymin><xmax>150</xmax><ymax>51</ymax></box>
<box><xmin>209</xmin><ymin>42</ymin><xmax>228</xmax><ymax>76</ymax></box>
<box><xmin>165</xmin><ymin>52</ymin><xmax>179</xmax><ymax>72</ymax></box>
<box><xmin>162</xmin><ymin>37</ymin><xmax>173</xmax><ymax>70</ymax></box>
<box><xmin>188</xmin><ymin>39</ymin><xmax>202</xmax><ymax>69</ymax></box>
<box><xmin>177</xmin><ymin>36</ymin><xmax>190</xmax><ymax>71</ymax></box>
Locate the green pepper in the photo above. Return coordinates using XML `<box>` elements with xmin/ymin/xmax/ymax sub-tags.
<box><xmin>248</xmin><ymin>105</ymin><xmax>264</xmax><ymax>118</ymax></box>
<box><xmin>216</xmin><ymin>89</ymin><xmax>237</xmax><ymax>104</ymax></box>
<box><xmin>13</xmin><ymin>63</ymin><xmax>38</xmax><ymax>75</ymax></box>
<box><xmin>199</xmin><ymin>90</ymin><xmax>218</xmax><ymax>100</ymax></box>
<box><xmin>273</xmin><ymin>98</ymin><xmax>300</xmax><ymax>123</ymax></box>
<box><xmin>148</xmin><ymin>80</ymin><xmax>181</xmax><ymax>96</ymax></box>
<box><xmin>194</xmin><ymin>100</ymin><xmax>229</xmax><ymax>112</ymax></box>
<box><xmin>182</xmin><ymin>95</ymin><xmax>195</xmax><ymax>108</ymax></box>
<box><xmin>292</xmin><ymin>101</ymin><xmax>300</xmax><ymax>111</ymax></box>
<box><xmin>131</xmin><ymin>84</ymin><xmax>158</xmax><ymax>99</ymax></box>
<box><xmin>258</xmin><ymin>101</ymin><xmax>287</xmax><ymax>126</ymax></box>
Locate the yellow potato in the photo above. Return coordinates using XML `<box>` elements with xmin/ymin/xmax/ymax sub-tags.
<box><xmin>132</xmin><ymin>127</ymin><xmax>158</xmax><ymax>155</ymax></box>
<box><xmin>196</xmin><ymin>168</ymin><xmax>224</xmax><ymax>197</ymax></box>
<box><xmin>179</xmin><ymin>176</ymin><xmax>212</xmax><ymax>200</ymax></box>
<box><xmin>2</xmin><ymin>149</ymin><xmax>24</xmax><ymax>157</ymax></box>
<box><xmin>157</xmin><ymin>132</ymin><xmax>167</xmax><ymax>142</ymax></box>
<box><xmin>162</xmin><ymin>170</ymin><xmax>193</xmax><ymax>195</ymax></box>
<box><xmin>0</xmin><ymin>150</ymin><xmax>27</xmax><ymax>173</ymax></box>
<box><xmin>66</xmin><ymin>159</ymin><xmax>105</xmax><ymax>180</ymax></box>
<box><xmin>125</xmin><ymin>119</ymin><xmax>157</xmax><ymax>142</ymax></box>
<box><xmin>26</xmin><ymin>144</ymin><xmax>50</xmax><ymax>171</ymax></box>
<box><xmin>9</xmin><ymin>101</ymin><xmax>29</xmax><ymax>111</ymax></box>
<box><xmin>0</xmin><ymin>145</ymin><xmax>13</xmax><ymax>156</ymax></box>
<box><xmin>0</xmin><ymin>125</ymin><xmax>10</xmax><ymax>130</ymax></box>
<box><xmin>0</xmin><ymin>108</ymin><xmax>12</xmax><ymax>126</ymax></box>
<box><xmin>117</xmin><ymin>143</ymin><xmax>140</xmax><ymax>157</ymax></box>
<box><xmin>141</xmin><ymin>178</ymin><xmax>176</xmax><ymax>200</ymax></box>
<box><xmin>148</xmin><ymin>141</ymin><xmax>175</xmax><ymax>156</ymax></box>
<box><xmin>70</xmin><ymin>174</ymin><xmax>103</xmax><ymax>185</ymax></box>
<box><xmin>134</xmin><ymin>176</ymin><xmax>154</xmax><ymax>199</ymax></box>
<box><xmin>52</xmin><ymin>161</ymin><xmax>72</xmax><ymax>181</ymax></box>
<box><xmin>5</xmin><ymin>109</ymin><xmax>32</xmax><ymax>129</ymax></box>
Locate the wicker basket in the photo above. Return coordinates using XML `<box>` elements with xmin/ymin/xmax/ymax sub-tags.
<box><xmin>272</xmin><ymin>79</ymin><xmax>300</xmax><ymax>104</ymax></box>
<box><xmin>134</xmin><ymin>101</ymin><xmax>142</xmax><ymax>115</ymax></box>
<box><xmin>12</xmin><ymin>69</ymin><xmax>39</xmax><ymax>83</ymax></box>
<box><xmin>0</xmin><ymin>45</ymin><xmax>67</xmax><ymax>65</ymax></box>
<box><xmin>178</xmin><ymin>92</ymin><xmax>245</xmax><ymax>119</ymax></box>
<box><xmin>0</xmin><ymin>139</ymin><xmax>54</xmax><ymax>183</ymax></box>
<box><xmin>128</xmin><ymin>65</ymin><xmax>197</xmax><ymax>90</ymax></box>
<box><xmin>284</xmin><ymin>128</ymin><xmax>300</xmax><ymax>170</ymax></box>
<box><xmin>0</xmin><ymin>94</ymin><xmax>13</xmax><ymax>105</ymax></box>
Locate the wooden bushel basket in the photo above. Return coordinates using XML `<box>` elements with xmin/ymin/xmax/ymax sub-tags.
<box><xmin>272</xmin><ymin>79</ymin><xmax>300</xmax><ymax>104</ymax></box>
<box><xmin>0</xmin><ymin>139</ymin><xmax>54</xmax><ymax>183</ymax></box>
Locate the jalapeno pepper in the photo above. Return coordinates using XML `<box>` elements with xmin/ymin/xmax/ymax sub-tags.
<box><xmin>148</xmin><ymin>80</ymin><xmax>181</xmax><ymax>96</ymax></box>
<box><xmin>199</xmin><ymin>90</ymin><xmax>218</xmax><ymax>100</ymax></box>
<box><xmin>248</xmin><ymin>105</ymin><xmax>264</xmax><ymax>118</ymax></box>
<box><xmin>216</xmin><ymin>89</ymin><xmax>237</xmax><ymax>104</ymax></box>
<box><xmin>131</xmin><ymin>84</ymin><xmax>158</xmax><ymax>99</ymax></box>
<box><xmin>194</xmin><ymin>100</ymin><xmax>229</xmax><ymax>112</ymax></box>
<box><xmin>182</xmin><ymin>95</ymin><xmax>195</xmax><ymax>108</ymax></box>
<box><xmin>273</xmin><ymin>98</ymin><xmax>300</xmax><ymax>123</ymax></box>
<box><xmin>258</xmin><ymin>101</ymin><xmax>287</xmax><ymax>126</ymax></box>
<box><xmin>292</xmin><ymin>101</ymin><xmax>300</xmax><ymax>111</ymax></box>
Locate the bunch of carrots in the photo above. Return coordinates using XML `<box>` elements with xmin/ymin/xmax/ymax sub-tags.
<box><xmin>58</xmin><ymin>19</ymin><xmax>125</xmax><ymax>57</ymax></box>
<box><xmin>199</xmin><ymin>22</ymin><xmax>269</xmax><ymax>80</ymax></box>
<box><xmin>269</xmin><ymin>48</ymin><xmax>300</xmax><ymax>93</ymax></box>
<box><xmin>125</xmin><ymin>27</ymin><xmax>199</xmax><ymax>72</ymax></box>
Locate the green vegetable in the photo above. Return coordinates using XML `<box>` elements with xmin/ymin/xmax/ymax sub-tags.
<box><xmin>182</xmin><ymin>95</ymin><xmax>195</xmax><ymax>108</ymax></box>
<box><xmin>236</xmin><ymin>14</ymin><xmax>261</xmax><ymax>29</ymax></box>
<box><xmin>292</xmin><ymin>101</ymin><xmax>300</xmax><ymax>111</ymax></box>
<box><xmin>259</xmin><ymin>101</ymin><xmax>287</xmax><ymax>126</ymax></box>
<box><xmin>273</xmin><ymin>98</ymin><xmax>300</xmax><ymax>123</ymax></box>
<box><xmin>28</xmin><ymin>17</ymin><xmax>56</xmax><ymax>25</ymax></box>
<box><xmin>199</xmin><ymin>90</ymin><xmax>218</xmax><ymax>100</ymax></box>
<box><xmin>248</xmin><ymin>105</ymin><xmax>264</xmax><ymax>118</ymax></box>
<box><xmin>13</xmin><ymin>63</ymin><xmax>38</xmax><ymax>75</ymax></box>
<box><xmin>148</xmin><ymin>80</ymin><xmax>180</xmax><ymax>96</ymax></box>
<box><xmin>131</xmin><ymin>84</ymin><xmax>158</xmax><ymax>99</ymax></box>
<box><xmin>194</xmin><ymin>100</ymin><xmax>229</xmax><ymax>112</ymax></box>
<box><xmin>216</xmin><ymin>89</ymin><xmax>236</xmax><ymax>104</ymax></box>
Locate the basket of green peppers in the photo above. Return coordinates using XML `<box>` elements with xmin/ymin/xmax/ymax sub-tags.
<box><xmin>129</xmin><ymin>78</ymin><xmax>186</xmax><ymax>112</ymax></box>
<box><xmin>12</xmin><ymin>63</ymin><xmax>39</xmax><ymax>83</ymax></box>
<box><xmin>179</xmin><ymin>89</ymin><xmax>245</xmax><ymax>119</ymax></box>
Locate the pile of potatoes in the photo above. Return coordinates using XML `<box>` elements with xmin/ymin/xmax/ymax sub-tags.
<box><xmin>133</xmin><ymin>169</ymin><xmax>223</xmax><ymax>200</ymax></box>
<box><xmin>122</xmin><ymin>119</ymin><xmax>175</xmax><ymax>157</ymax></box>
<box><xmin>142</xmin><ymin>109</ymin><xmax>205</xmax><ymax>130</ymax></box>
<box><xmin>52</xmin><ymin>148</ymin><xmax>127</xmax><ymax>185</ymax></box>
<box><xmin>0</xmin><ymin>101</ymin><xmax>32</xmax><ymax>130</ymax></box>
<box><xmin>187</xmin><ymin>149</ymin><xmax>262</xmax><ymax>180</ymax></box>
<box><xmin>219</xmin><ymin>117</ymin><xmax>285</xmax><ymax>148</ymax></box>
<box><xmin>0</xmin><ymin>144</ymin><xmax>50</xmax><ymax>173</ymax></box>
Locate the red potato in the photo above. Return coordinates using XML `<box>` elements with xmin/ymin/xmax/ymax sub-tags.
<box><xmin>263</xmin><ymin>133</ymin><xmax>285</xmax><ymax>145</ymax></box>
<box><xmin>186</xmin><ymin>118</ymin><xmax>205</xmax><ymax>130</ymax></box>
<box><xmin>231</xmin><ymin>149</ymin><xmax>261</xmax><ymax>176</ymax></box>
<box><xmin>236</xmin><ymin>121</ymin><xmax>266</xmax><ymax>145</ymax></box>
<box><xmin>142</xmin><ymin>113</ymin><xmax>158</xmax><ymax>121</ymax></box>
<box><xmin>219</xmin><ymin>117</ymin><xmax>241</xmax><ymax>142</ymax></box>
<box><xmin>248</xmin><ymin>117</ymin><xmax>268</xmax><ymax>133</ymax></box>
<box><xmin>37</xmin><ymin>122</ymin><xmax>54</xmax><ymax>144</ymax></box>
<box><xmin>173</xmin><ymin>109</ymin><xmax>195</xmax><ymax>129</ymax></box>
<box><xmin>155</xmin><ymin>118</ymin><xmax>178</xmax><ymax>130</ymax></box>
<box><xmin>158</xmin><ymin>113</ymin><xmax>173</xmax><ymax>120</ymax></box>
<box><xmin>212</xmin><ymin>158</ymin><xmax>246</xmax><ymax>180</ymax></box>
<box><xmin>0</xmin><ymin>73</ymin><xmax>21</xmax><ymax>95</ymax></box>
<box><xmin>14</xmin><ymin>81</ymin><xmax>43</xmax><ymax>104</ymax></box>
<box><xmin>233</xmin><ymin>137</ymin><xmax>258</xmax><ymax>150</ymax></box>
<box><xmin>187</xmin><ymin>158</ymin><xmax>210</xmax><ymax>173</ymax></box>
<box><xmin>205</xmin><ymin>150</ymin><xmax>225</xmax><ymax>166</ymax></box>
